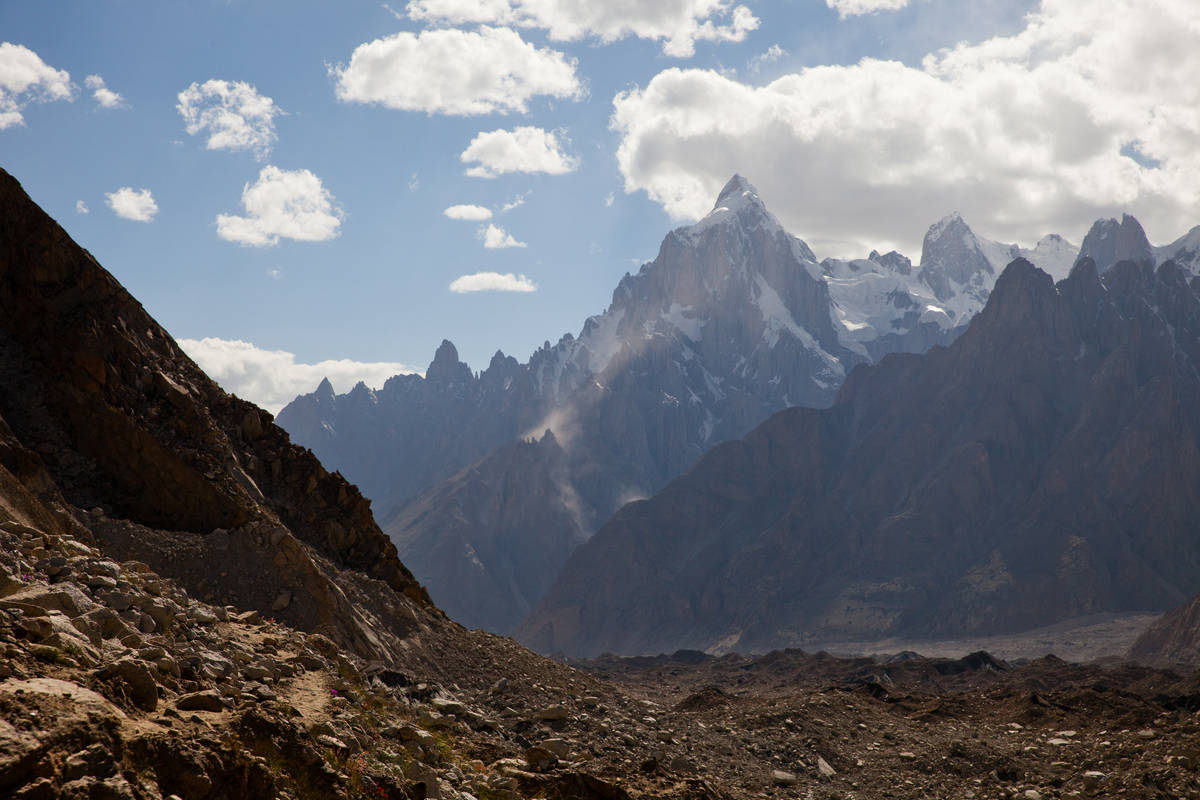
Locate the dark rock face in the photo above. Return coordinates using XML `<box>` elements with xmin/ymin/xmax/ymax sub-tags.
<box><xmin>389</xmin><ymin>431</ymin><xmax>588</xmax><ymax>634</ymax></box>
<box><xmin>1077</xmin><ymin>214</ymin><xmax>1154</xmax><ymax>273</ymax></box>
<box><xmin>519</xmin><ymin>257</ymin><xmax>1200</xmax><ymax>657</ymax></box>
<box><xmin>0</xmin><ymin>167</ymin><xmax>430</xmax><ymax>659</ymax></box>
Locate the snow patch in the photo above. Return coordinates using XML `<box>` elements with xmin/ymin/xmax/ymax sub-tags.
<box><xmin>754</xmin><ymin>275</ymin><xmax>844</xmax><ymax>376</ymax></box>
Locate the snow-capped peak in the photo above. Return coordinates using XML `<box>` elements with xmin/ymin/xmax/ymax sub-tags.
<box><xmin>926</xmin><ymin>211</ymin><xmax>966</xmax><ymax>242</ymax></box>
<box><xmin>714</xmin><ymin>174</ymin><xmax>761</xmax><ymax>209</ymax></box>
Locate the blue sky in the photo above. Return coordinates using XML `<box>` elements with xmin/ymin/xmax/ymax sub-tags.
<box><xmin>2</xmin><ymin>0</ymin><xmax>1196</xmax><ymax>411</ymax></box>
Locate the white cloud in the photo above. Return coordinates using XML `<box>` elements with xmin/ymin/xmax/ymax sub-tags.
<box><xmin>0</xmin><ymin>42</ymin><xmax>73</xmax><ymax>129</ymax></box>
<box><xmin>105</xmin><ymin>187</ymin><xmax>158</xmax><ymax>222</ymax></box>
<box><xmin>449</xmin><ymin>271</ymin><xmax>537</xmax><ymax>293</ymax></box>
<box><xmin>748</xmin><ymin>44</ymin><xmax>786</xmax><ymax>73</ymax></box>
<box><xmin>177</xmin><ymin>79</ymin><xmax>281</xmax><ymax>159</ymax></box>
<box><xmin>75</xmin><ymin>200</ymin><xmax>88</xmax><ymax>214</ymax></box>
<box><xmin>461</xmin><ymin>126</ymin><xmax>579</xmax><ymax>178</ymax></box>
<box><xmin>84</xmin><ymin>74</ymin><xmax>124</xmax><ymax>109</ymax></box>
<box><xmin>604</xmin><ymin>192</ymin><xmax>614</xmax><ymax>207</ymax></box>
<box><xmin>333</xmin><ymin>26</ymin><xmax>581</xmax><ymax>116</ymax></box>
<box><xmin>178</xmin><ymin>337</ymin><xmax>415</xmax><ymax>414</ymax></box>
<box><xmin>406</xmin><ymin>0</ymin><xmax>758</xmax><ymax>58</ymax></box>
<box><xmin>500</xmin><ymin>191</ymin><xmax>530</xmax><ymax>213</ymax></box>
<box><xmin>480</xmin><ymin>223</ymin><xmax>527</xmax><ymax>248</ymax></box>
<box><xmin>408</xmin><ymin>172</ymin><xmax>420</xmax><ymax>191</ymax></box>
<box><xmin>826</xmin><ymin>0</ymin><xmax>910</xmax><ymax>17</ymax></box>
<box><xmin>611</xmin><ymin>0</ymin><xmax>1200</xmax><ymax>258</ymax></box>
<box><xmin>445</xmin><ymin>204</ymin><xmax>494</xmax><ymax>221</ymax></box>
<box><xmin>216</xmin><ymin>166</ymin><xmax>343</xmax><ymax>247</ymax></box>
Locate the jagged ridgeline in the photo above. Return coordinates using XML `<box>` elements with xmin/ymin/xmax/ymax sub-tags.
<box><xmin>276</xmin><ymin>175</ymin><xmax>1200</xmax><ymax>638</ymax></box>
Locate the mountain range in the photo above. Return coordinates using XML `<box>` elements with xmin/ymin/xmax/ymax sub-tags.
<box><xmin>520</xmin><ymin>255</ymin><xmax>1200</xmax><ymax>655</ymax></box>
<box><xmin>278</xmin><ymin>176</ymin><xmax>1200</xmax><ymax>640</ymax></box>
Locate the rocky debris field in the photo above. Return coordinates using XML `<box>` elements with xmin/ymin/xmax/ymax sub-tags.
<box><xmin>0</xmin><ymin>503</ymin><xmax>633</xmax><ymax>800</ymax></box>
<box><xmin>6</xmin><ymin>499</ymin><xmax>1200</xmax><ymax>800</ymax></box>
<box><xmin>570</xmin><ymin>649</ymin><xmax>1200</xmax><ymax>799</ymax></box>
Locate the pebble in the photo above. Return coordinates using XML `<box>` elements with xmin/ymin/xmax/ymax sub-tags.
<box><xmin>772</xmin><ymin>770</ymin><xmax>798</xmax><ymax>786</ymax></box>
<box><xmin>535</xmin><ymin>704</ymin><xmax>569</xmax><ymax>721</ymax></box>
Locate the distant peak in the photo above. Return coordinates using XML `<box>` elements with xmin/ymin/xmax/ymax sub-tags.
<box><xmin>425</xmin><ymin>338</ymin><xmax>473</xmax><ymax>384</ymax></box>
<box><xmin>714</xmin><ymin>174</ymin><xmax>760</xmax><ymax>208</ymax></box>
<box><xmin>316</xmin><ymin>377</ymin><xmax>335</xmax><ymax>397</ymax></box>
<box><xmin>927</xmin><ymin>212</ymin><xmax>969</xmax><ymax>240</ymax></box>
<box><xmin>1078</xmin><ymin>213</ymin><xmax>1152</xmax><ymax>274</ymax></box>
<box><xmin>432</xmin><ymin>339</ymin><xmax>459</xmax><ymax>365</ymax></box>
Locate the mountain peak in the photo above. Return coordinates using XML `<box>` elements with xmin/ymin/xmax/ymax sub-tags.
<box><xmin>715</xmin><ymin>174</ymin><xmax>760</xmax><ymax>208</ymax></box>
<box><xmin>432</xmin><ymin>339</ymin><xmax>459</xmax><ymax>365</ymax></box>
<box><xmin>426</xmin><ymin>339</ymin><xmax>472</xmax><ymax>384</ymax></box>
<box><xmin>316</xmin><ymin>377</ymin><xmax>335</xmax><ymax>398</ymax></box>
<box><xmin>919</xmin><ymin>213</ymin><xmax>1001</xmax><ymax>300</ymax></box>
<box><xmin>1077</xmin><ymin>214</ymin><xmax>1152</xmax><ymax>274</ymax></box>
<box><xmin>926</xmin><ymin>212</ymin><xmax>968</xmax><ymax>242</ymax></box>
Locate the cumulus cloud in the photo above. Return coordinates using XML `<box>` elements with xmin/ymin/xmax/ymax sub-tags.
<box><xmin>179</xmin><ymin>337</ymin><xmax>415</xmax><ymax>414</ymax></box>
<box><xmin>480</xmin><ymin>224</ymin><xmax>527</xmax><ymax>248</ymax></box>
<box><xmin>84</xmin><ymin>74</ymin><xmax>124</xmax><ymax>109</ymax></box>
<box><xmin>75</xmin><ymin>200</ymin><xmax>88</xmax><ymax>214</ymax></box>
<box><xmin>106</xmin><ymin>187</ymin><xmax>158</xmax><ymax>222</ymax></box>
<box><xmin>333</xmin><ymin>26</ymin><xmax>581</xmax><ymax>115</ymax></box>
<box><xmin>826</xmin><ymin>0</ymin><xmax>910</xmax><ymax>17</ymax></box>
<box><xmin>406</xmin><ymin>0</ymin><xmax>758</xmax><ymax>58</ymax></box>
<box><xmin>612</xmin><ymin>0</ymin><xmax>1200</xmax><ymax>258</ymax></box>
<box><xmin>177</xmin><ymin>79</ymin><xmax>281</xmax><ymax>159</ymax></box>
<box><xmin>444</xmin><ymin>204</ymin><xmax>493</xmax><ymax>220</ymax></box>
<box><xmin>449</xmin><ymin>271</ymin><xmax>537</xmax><ymax>293</ymax></box>
<box><xmin>216</xmin><ymin>166</ymin><xmax>343</xmax><ymax>247</ymax></box>
<box><xmin>461</xmin><ymin>126</ymin><xmax>579</xmax><ymax>178</ymax></box>
<box><xmin>0</xmin><ymin>42</ymin><xmax>73</xmax><ymax>129</ymax></box>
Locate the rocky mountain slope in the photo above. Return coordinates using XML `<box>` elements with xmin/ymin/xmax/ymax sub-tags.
<box><xmin>1128</xmin><ymin>592</ymin><xmax>1200</xmax><ymax>669</ymax></box>
<box><xmin>520</xmin><ymin>256</ymin><xmax>1200</xmax><ymax>657</ymax></box>
<box><xmin>0</xmin><ymin>166</ymin><xmax>437</xmax><ymax>664</ymax></box>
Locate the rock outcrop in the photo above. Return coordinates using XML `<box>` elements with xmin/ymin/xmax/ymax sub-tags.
<box><xmin>520</xmin><ymin>257</ymin><xmax>1200</xmax><ymax>657</ymax></box>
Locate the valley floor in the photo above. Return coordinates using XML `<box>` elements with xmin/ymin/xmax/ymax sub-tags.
<box><xmin>784</xmin><ymin>612</ymin><xmax>1161</xmax><ymax>665</ymax></box>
